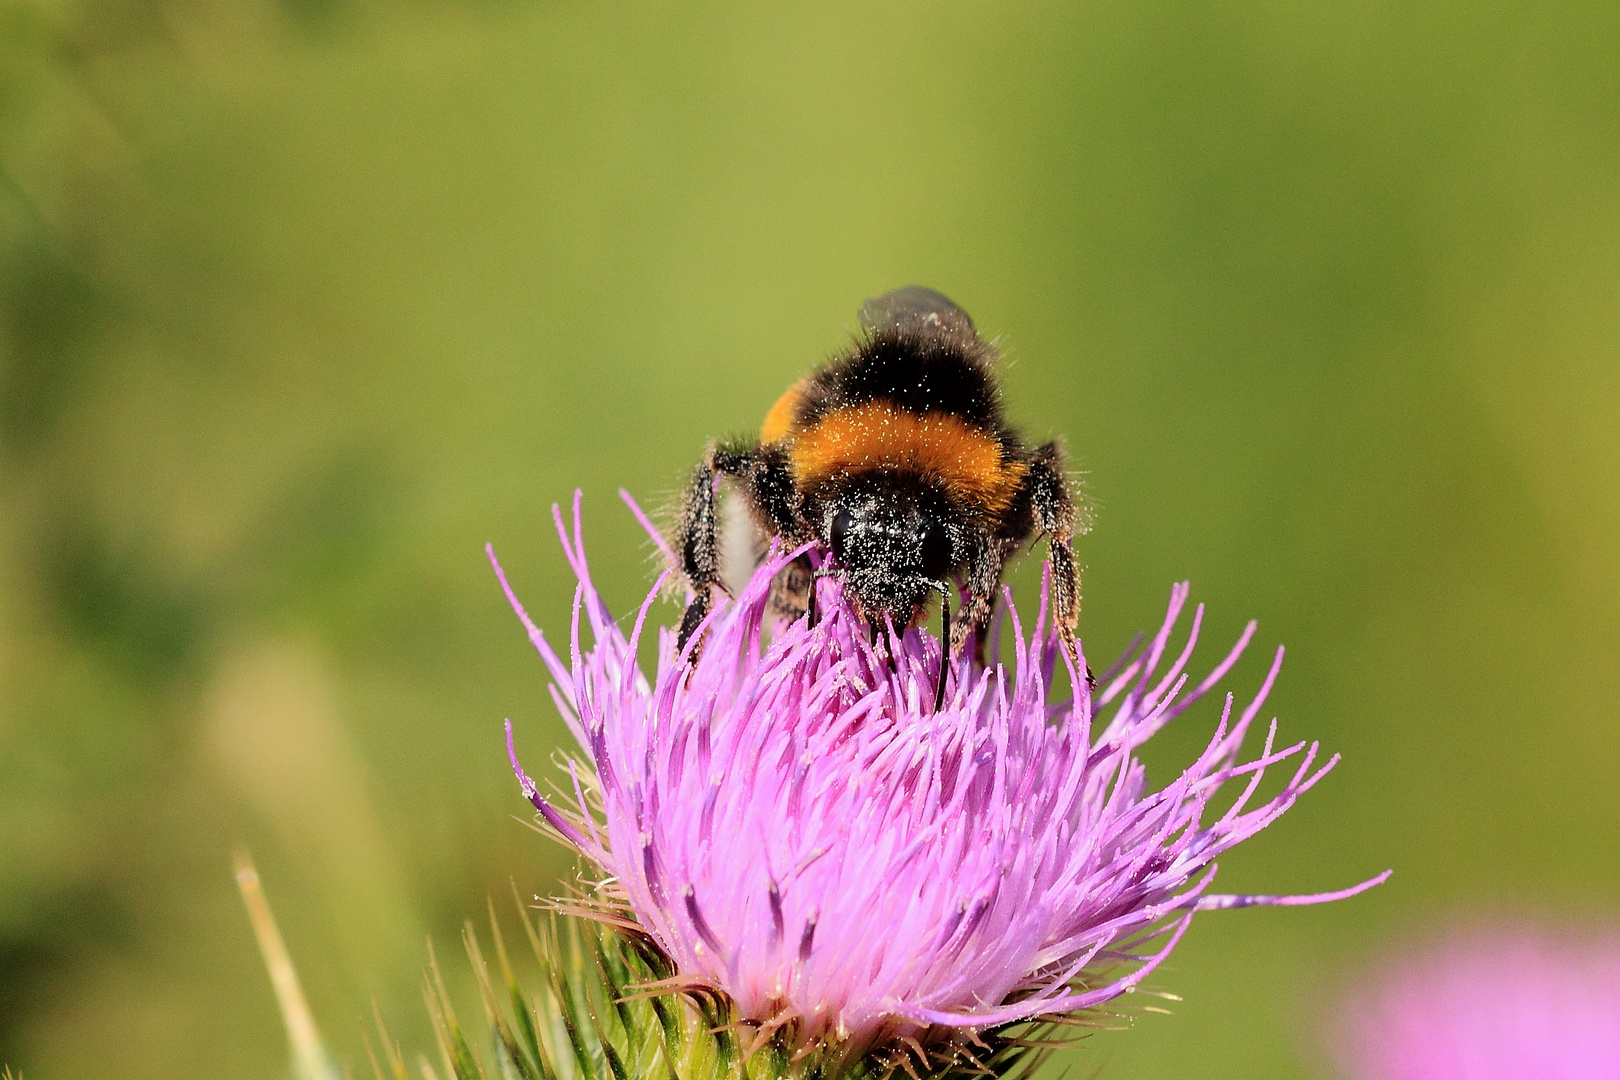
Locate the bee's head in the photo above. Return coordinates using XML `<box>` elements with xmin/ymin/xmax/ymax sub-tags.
<box><xmin>822</xmin><ymin>476</ymin><xmax>956</xmax><ymax>629</ymax></box>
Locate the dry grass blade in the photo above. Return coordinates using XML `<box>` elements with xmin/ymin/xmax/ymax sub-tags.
<box><xmin>234</xmin><ymin>852</ymin><xmax>342</xmax><ymax>1080</ymax></box>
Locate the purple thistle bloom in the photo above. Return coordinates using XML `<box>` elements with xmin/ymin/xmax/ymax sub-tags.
<box><xmin>498</xmin><ymin>493</ymin><xmax>1387</xmax><ymax>1057</ymax></box>
<box><xmin>1337</xmin><ymin>925</ymin><xmax>1620</xmax><ymax>1080</ymax></box>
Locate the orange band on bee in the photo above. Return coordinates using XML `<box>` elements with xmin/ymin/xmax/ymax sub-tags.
<box><xmin>788</xmin><ymin>402</ymin><xmax>1026</xmax><ymax>516</ymax></box>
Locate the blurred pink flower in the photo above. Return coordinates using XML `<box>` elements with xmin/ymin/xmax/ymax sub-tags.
<box><xmin>1338</xmin><ymin>925</ymin><xmax>1620</xmax><ymax>1080</ymax></box>
<box><xmin>499</xmin><ymin>494</ymin><xmax>1387</xmax><ymax>1056</ymax></box>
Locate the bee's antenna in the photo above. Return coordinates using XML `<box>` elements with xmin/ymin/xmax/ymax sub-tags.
<box><xmin>933</xmin><ymin>581</ymin><xmax>953</xmax><ymax>712</ymax></box>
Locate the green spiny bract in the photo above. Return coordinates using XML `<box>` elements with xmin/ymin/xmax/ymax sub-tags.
<box><xmin>385</xmin><ymin>899</ymin><xmax>1065</xmax><ymax>1080</ymax></box>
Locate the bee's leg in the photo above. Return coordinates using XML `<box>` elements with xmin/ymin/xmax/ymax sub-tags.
<box><xmin>957</xmin><ymin>535</ymin><xmax>1006</xmax><ymax>667</ymax></box>
<box><xmin>715</xmin><ymin>441</ymin><xmax>799</xmax><ymax>538</ymax></box>
<box><xmin>719</xmin><ymin>442</ymin><xmax>809</xmax><ymax>625</ymax></box>
<box><xmin>1027</xmin><ymin>441</ymin><xmax>1090</xmax><ymax>686</ymax></box>
<box><xmin>802</xmin><ymin>554</ymin><xmax>821</xmax><ymax>627</ymax></box>
<box><xmin>676</xmin><ymin>440</ymin><xmax>799</xmax><ymax>658</ymax></box>
<box><xmin>675</xmin><ymin>459</ymin><xmax>723</xmax><ymax>654</ymax></box>
<box><xmin>934</xmin><ymin>586</ymin><xmax>953</xmax><ymax>711</ymax></box>
<box><xmin>769</xmin><ymin>554</ymin><xmax>815</xmax><ymax>625</ymax></box>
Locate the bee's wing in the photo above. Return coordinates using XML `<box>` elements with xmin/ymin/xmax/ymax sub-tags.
<box><xmin>858</xmin><ymin>286</ymin><xmax>975</xmax><ymax>336</ymax></box>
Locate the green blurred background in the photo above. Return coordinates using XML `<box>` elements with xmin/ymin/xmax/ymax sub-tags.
<box><xmin>3</xmin><ymin>0</ymin><xmax>1618</xmax><ymax>1076</ymax></box>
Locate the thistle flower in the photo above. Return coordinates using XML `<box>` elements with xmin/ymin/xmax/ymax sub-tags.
<box><xmin>498</xmin><ymin>493</ymin><xmax>1387</xmax><ymax>1065</ymax></box>
<box><xmin>1336</xmin><ymin>925</ymin><xmax>1620</xmax><ymax>1080</ymax></box>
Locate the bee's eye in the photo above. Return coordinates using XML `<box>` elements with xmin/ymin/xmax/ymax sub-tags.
<box><xmin>920</xmin><ymin>521</ymin><xmax>952</xmax><ymax>579</ymax></box>
<box><xmin>830</xmin><ymin>509</ymin><xmax>853</xmax><ymax>559</ymax></box>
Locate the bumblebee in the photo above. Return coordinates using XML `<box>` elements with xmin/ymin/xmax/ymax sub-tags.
<box><xmin>675</xmin><ymin>287</ymin><xmax>1082</xmax><ymax>700</ymax></box>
